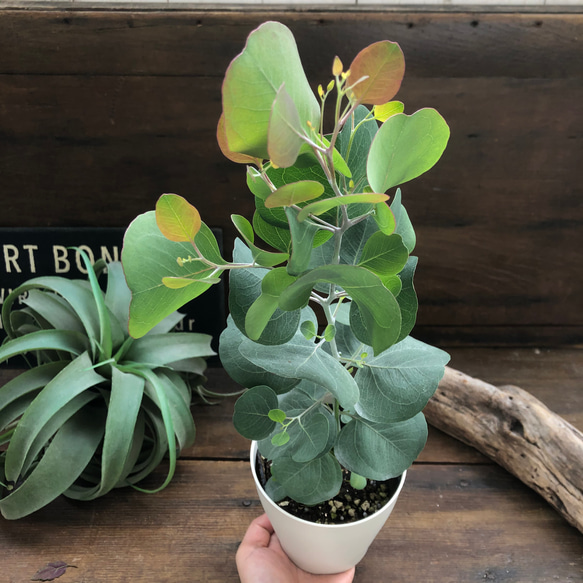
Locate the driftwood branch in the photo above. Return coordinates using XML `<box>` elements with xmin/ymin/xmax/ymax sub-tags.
<box><xmin>425</xmin><ymin>366</ymin><xmax>583</xmax><ymax>534</ymax></box>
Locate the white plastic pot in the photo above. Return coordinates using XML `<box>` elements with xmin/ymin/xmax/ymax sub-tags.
<box><xmin>250</xmin><ymin>441</ymin><xmax>406</xmax><ymax>575</ymax></box>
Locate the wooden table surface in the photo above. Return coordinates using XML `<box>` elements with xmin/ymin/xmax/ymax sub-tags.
<box><xmin>1</xmin><ymin>346</ymin><xmax>582</xmax><ymax>583</ymax></box>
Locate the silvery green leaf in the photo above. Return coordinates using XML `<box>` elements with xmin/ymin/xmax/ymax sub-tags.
<box><xmin>355</xmin><ymin>336</ymin><xmax>450</xmax><ymax>422</ymax></box>
<box><xmin>391</xmin><ymin>189</ymin><xmax>416</xmax><ymax>253</ymax></box>
<box><xmin>233</xmin><ymin>385</ymin><xmax>279</xmax><ymax>440</ymax></box>
<box><xmin>396</xmin><ymin>256</ymin><xmax>418</xmax><ymax>342</ymax></box>
<box><xmin>219</xmin><ymin>316</ymin><xmax>300</xmax><ymax>394</ymax></box>
<box><xmin>229</xmin><ymin>239</ymin><xmax>301</xmax><ymax>345</ymax></box>
<box><xmin>271</xmin><ymin>453</ymin><xmax>342</xmax><ymax>506</ymax></box>
<box><xmin>335</xmin><ymin>412</ymin><xmax>428</xmax><ymax>480</ymax></box>
<box><xmin>238</xmin><ymin>334</ymin><xmax>359</xmax><ymax>410</ymax></box>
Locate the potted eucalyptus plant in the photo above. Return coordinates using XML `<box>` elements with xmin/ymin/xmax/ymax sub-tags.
<box><xmin>0</xmin><ymin>252</ymin><xmax>216</xmax><ymax>519</ymax></box>
<box><xmin>121</xmin><ymin>21</ymin><xmax>450</xmax><ymax>574</ymax></box>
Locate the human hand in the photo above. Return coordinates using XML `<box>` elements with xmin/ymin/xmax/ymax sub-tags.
<box><xmin>236</xmin><ymin>514</ymin><xmax>356</xmax><ymax>583</ymax></box>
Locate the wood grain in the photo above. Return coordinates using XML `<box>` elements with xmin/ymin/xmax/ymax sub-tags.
<box><xmin>0</xmin><ymin>461</ymin><xmax>581</xmax><ymax>582</ymax></box>
<box><xmin>1</xmin><ymin>11</ymin><xmax>581</xmax><ymax>343</ymax></box>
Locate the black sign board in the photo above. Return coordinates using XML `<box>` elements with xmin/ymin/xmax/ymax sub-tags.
<box><xmin>0</xmin><ymin>227</ymin><xmax>224</xmax><ymax>366</ymax></box>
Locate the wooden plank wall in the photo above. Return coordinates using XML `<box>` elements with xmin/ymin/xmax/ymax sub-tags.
<box><xmin>0</xmin><ymin>9</ymin><xmax>581</xmax><ymax>347</ymax></box>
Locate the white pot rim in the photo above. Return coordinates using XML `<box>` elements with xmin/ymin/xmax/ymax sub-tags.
<box><xmin>250</xmin><ymin>440</ymin><xmax>407</xmax><ymax>530</ymax></box>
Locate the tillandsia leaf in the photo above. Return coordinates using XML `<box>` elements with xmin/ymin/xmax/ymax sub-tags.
<box><xmin>0</xmin><ymin>405</ymin><xmax>106</xmax><ymax>520</ymax></box>
<box><xmin>0</xmin><ymin>329</ymin><xmax>90</xmax><ymax>365</ymax></box>
<box><xmin>122</xmin><ymin>211</ymin><xmax>225</xmax><ymax>338</ymax></box>
<box><xmin>4</xmin><ymin>352</ymin><xmax>104</xmax><ymax>483</ymax></box>
<box><xmin>264</xmin><ymin>180</ymin><xmax>325</xmax><ymax>209</ymax></box>
<box><xmin>238</xmin><ymin>332</ymin><xmax>359</xmax><ymax>410</ymax></box>
<box><xmin>367</xmin><ymin>108</ymin><xmax>450</xmax><ymax>194</ymax></box>
<box><xmin>348</xmin><ymin>41</ymin><xmax>405</xmax><ymax>106</ymax></box>
<box><xmin>391</xmin><ymin>189</ymin><xmax>416</xmax><ymax>253</ymax></box>
<box><xmin>231</xmin><ymin>214</ymin><xmax>289</xmax><ymax>267</ymax></box>
<box><xmin>335</xmin><ymin>412</ymin><xmax>428</xmax><ymax>481</ymax></box>
<box><xmin>0</xmin><ymin>362</ymin><xmax>68</xmax><ymax>431</ymax></box>
<box><xmin>245</xmin><ymin>268</ymin><xmax>298</xmax><ymax>341</ymax></box>
<box><xmin>1</xmin><ymin>278</ymin><xmax>101</xmax><ymax>351</ymax></box>
<box><xmin>373</xmin><ymin>202</ymin><xmax>396</xmax><ymax>236</ymax></box>
<box><xmin>222</xmin><ymin>21</ymin><xmax>320</xmax><ymax>159</ymax></box>
<box><xmin>271</xmin><ymin>453</ymin><xmax>342</xmax><ymax>506</ymax></box>
<box><xmin>373</xmin><ymin>100</ymin><xmax>404</xmax><ymax>122</ymax></box>
<box><xmin>396</xmin><ymin>256</ymin><xmax>418</xmax><ymax>342</ymax></box>
<box><xmin>229</xmin><ymin>240</ymin><xmax>301</xmax><ymax>346</ymax></box>
<box><xmin>104</xmin><ymin>261</ymin><xmax>132</xmax><ymax>333</ymax></box>
<box><xmin>219</xmin><ymin>315</ymin><xmax>301</xmax><ymax>394</ymax></box>
<box><xmin>268</xmin><ymin>84</ymin><xmax>306</xmax><ymax>168</ymax></box>
<box><xmin>124</xmin><ymin>332</ymin><xmax>215</xmax><ymax>366</ymax></box>
<box><xmin>22</xmin><ymin>290</ymin><xmax>85</xmax><ymax>335</ymax></box>
<box><xmin>355</xmin><ymin>336</ymin><xmax>450</xmax><ymax>423</ymax></box>
<box><xmin>156</xmin><ymin>193</ymin><xmax>201</xmax><ymax>243</ymax></box>
<box><xmin>217</xmin><ymin>113</ymin><xmax>262</xmax><ymax>165</ymax></box>
<box><xmin>284</xmin><ymin>207</ymin><xmax>321</xmax><ymax>276</ymax></box>
<box><xmin>64</xmin><ymin>368</ymin><xmax>145</xmax><ymax>501</ymax></box>
<box><xmin>130</xmin><ymin>369</ymin><xmax>177</xmax><ymax>494</ymax></box>
<box><xmin>233</xmin><ymin>385</ymin><xmax>279</xmax><ymax>440</ymax></box>
<box><xmin>296</xmin><ymin>192</ymin><xmax>389</xmax><ymax>223</ymax></box>
<box><xmin>77</xmin><ymin>247</ymin><xmax>112</xmax><ymax>361</ymax></box>
<box><xmin>279</xmin><ymin>264</ymin><xmax>401</xmax><ymax>355</ymax></box>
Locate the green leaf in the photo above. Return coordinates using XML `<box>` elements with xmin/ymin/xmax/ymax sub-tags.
<box><xmin>238</xmin><ymin>334</ymin><xmax>359</xmax><ymax>410</ymax></box>
<box><xmin>268</xmin><ymin>409</ymin><xmax>287</xmax><ymax>423</ymax></box>
<box><xmin>335</xmin><ymin>413</ymin><xmax>428</xmax><ymax>480</ymax></box>
<box><xmin>219</xmin><ymin>316</ymin><xmax>301</xmax><ymax>394</ymax></box>
<box><xmin>222</xmin><ymin>21</ymin><xmax>320</xmax><ymax>159</ymax></box>
<box><xmin>245</xmin><ymin>268</ymin><xmax>298</xmax><ymax>341</ymax></box>
<box><xmin>104</xmin><ymin>261</ymin><xmax>132</xmax><ymax>333</ymax></box>
<box><xmin>358</xmin><ymin>232</ymin><xmax>409</xmax><ymax>280</ymax></box>
<box><xmin>265</xmin><ymin>180</ymin><xmax>325</xmax><ymax>209</ymax></box>
<box><xmin>285</xmin><ymin>207</ymin><xmax>320</xmax><ymax>277</ymax></box>
<box><xmin>232</xmin><ymin>214</ymin><xmax>289</xmax><ymax>268</ymax></box>
<box><xmin>373</xmin><ymin>101</ymin><xmax>404</xmax><ymax>122</ymax></box>
<box><xmin>279</xmin><ymin>264</ymin><xmax>401</xmax><ymax>355</ymax></box>
<box><xmin>271</xmin><ymin>431</ymin><xmax>290</xmax><ymax>446</ymax></box>
<box><xmin>349</xmin><ymin>472</ymin><xmax>367</xmax><ymax>490</ymax></box>
<box><xmin>122</xmin><ymin>211</ymin><xmax>224</xmax><ymax>338</ymax></box>
<box><xmin>396</xmin><ymin>256</ymin><xmax>418</xmax><ymax>342</ymax></box>
<box><xmin>323</xmin><ymin>324</ymin><xmax>336</xmax><ymax>342</ymax></box>
<box><xmin>367</xmin><ymin>108</ymin><xmax>450</xmax><ymax>193</ymax></box>
<box><xmin>300</xmin><ymin>320</ymin><xmax>316</xmax><ymax>340</ymax></box>
<box><xmin>268</xmin><ymin>84</ymin><xmax>305</xmax><ymax>168</ymax></box>
<box><xmin>0</xmin><ymin>405</ymin><xmax>105</xmax><ymax>520</ymax></box>
<box><xmin>337</xmin><ymin>105</ymin><xmax>378</xmax><ymax>191</ymax></box>
<box><xmin>391</xmin><ymin>189</ymin><xmax>416</xmax><ymax>253</ymax></box>
<box><xmin>271</xmin><ymin>453</ymin><xmax>342</xmax><ymax>506</ymax></box>
<box><xmin>233</xmin><ymin>386</ymin><xmax>279</xmax><ymax>440</ymax></box>
<box><xmin>349</xmin><ymin>41</ymin><xmax>405</xmax><ymax>105</ymax></box>
<box><xmin>373</xmin><ymin>202</ymin><xmax>396</xmax><ymax>236</ymax></box>
<box><xmin>229</xmin><ymin>240</ymin><xmax>301</xmax><ymax>345</ymax></box>
<box><xmin>297</xmin><ymin>193</ymin><xmax>389</xmax><ymax>223</ymax></box>
<box><xmin>155</xmin><ymin>193</ymin><xmax>201</xmax><ymax>243</ymax></box>
<box><xmin>22</xmin><ymin>290</ymin><xmax>85</xmax><ymax>335</ymax></box>
<box><xmin>253</xmin><ymin>211</ymin><xmax>291</xmax><ymax>253</ymax></box>
<box><xmin>355</xmin><ymin>336</ymin><xmax>450</xmax><ymax>422</ymax></box>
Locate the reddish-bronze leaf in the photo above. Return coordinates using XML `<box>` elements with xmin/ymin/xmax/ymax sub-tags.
<box><xmin>216</xmin><ymin>114</ymin><xmax>261</xmax><ymax>165</ymax></box>
<box><xmin>349</xmin><ymin>41</ymin><xmax>405</xmax><ymax>105</ymax></box>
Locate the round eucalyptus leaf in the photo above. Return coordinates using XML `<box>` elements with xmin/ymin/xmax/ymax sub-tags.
<box><xmin>233</xmin><ymin>386</ymin><xmax>279</xmax><ymax>440</ymax></box>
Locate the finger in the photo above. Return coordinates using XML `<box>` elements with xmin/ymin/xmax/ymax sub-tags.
<box><xmin>239</xmin><ymin>514</ymin><xmax>273</xmax><ymax>551</ymax></box>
